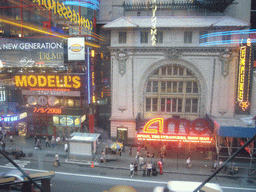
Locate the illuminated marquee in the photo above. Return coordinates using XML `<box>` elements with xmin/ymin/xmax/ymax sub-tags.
<box><xmin>33</xmin><ymin>0</ymin><xmax>93</xmax><ymax>31</ymax></box>
<box><xmin>14</xmin><ymin>75</ymin><xmax>81</xmax><ymax>89</ymax></box>
<box><xmin>237</xmin><ymin>38</ymin><xmax>252</xmax><ymax>111</ymax></box>
<box><xmin>137</xmin><ymin>117</ymin><xmax>212</xmax><ymax>143</ymax></box>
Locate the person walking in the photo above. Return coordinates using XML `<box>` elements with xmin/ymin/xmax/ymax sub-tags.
<box><xmin>139</xmin><ymin>156</ymin><xmax>144</xmax><ymax>170</ymax></box>
<box><xmin>186</xmin><ymin>156</ymin><xmax>191</xmax><ymax>168</ymax></box>
<box><xmin>142</xmin><ymin>163</ymin><xmax>147</xmax><ymax>177</ymax></box>
<box><xmin>147</xmin><ymin>161</ymin><xmax>152</xmax><ymax>177</ymax></box>
<box><xmin>1</xmin><ymin>140</ymin><xmax>5</xmax><ymax>151</ymax></box>
<box><xmin>54</xmin><ymin>153</ymin><xmax>60</xmax><ymax>166</ymax></box>
<box><xmin>102</xmin><ymin>150</ymin><xmax>106</xmax><ymax>163</ymax></box>
<box><xmin>130</xmin><ymin>162</ymin><xmax>134</xmax><ymax>177</ymax></box>
<box><xmin>34</xmin><ymin>136</ymin><xmax>37</xmax><ymax>146</ymax></box>
<box><xmin>134</xmin><ymin>161</ymin><xmax>138</xmax><ymax>176</ymax></box>
<box><xmin>129</xmin><ymin>146</ymin><xmax>132</xmax><ymax>157</ymax></box>
<box><xmin>64</xmin><ymin>142</ymin><xmax>68</xmax><ymax>153</ymax></box>
<box><xmin>157</xmin><ymin>159</ymin><xmax>163</xmax><ymax>175</ymax></box>
<box><xmin>9</xmin><ymin>135</ymin><xmax>13</xmax><ymax>142</ymax></box>
<box><xmin>45</xmin><ymin>137</ymin><xmax>50</xmax><ymax>147</ymax></box>
<box><xmin>37</xmin><ymin>139</ymin><xmax>42</xmax><ymax>150</ymax></box>
<box><xmin>51</xmin><ymin>136</ymin><xmax>56</xmax><ymax>148</ymax></box>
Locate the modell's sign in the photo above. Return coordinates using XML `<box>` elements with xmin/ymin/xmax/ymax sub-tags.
<box><xmin>14</xmin><ymin>75</ymin><xmax>81</xmax><ymax>89</ymax></box>
<box><xmin>137</xmin><ymin>118</ymin><xmax>212</xmax><ymax>143</ymax></box>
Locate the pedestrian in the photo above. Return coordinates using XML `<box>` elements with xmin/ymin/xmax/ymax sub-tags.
<box><xmin>130</xmin><ymin>162</ymin><xmax>134</xmax><ymax>177</ymax></box>
<box><xmin>119</xmin><ymin>148</ymin><xmax>122</xmax><ymax>157</ymax></box>
<box><xmin>212</xmin><ymin>160</ymin><xmax>218</xmax><ymax>172</ymax></box>
<box><xmin>129</xmin><ymin>146</ymin><xmax>132</xmax><ymax>157</ymax></box>
<box><xmin>134</xmin><ymin>161</ymin><xmax>138</xmax><ymax>176</ymax></box>
<box><xmin>56</xmin><ymin>136</ymin><xmax>61</xmax><ymax>146</ymax></box>
<box><xmin>142</xmin><ymin>163</ymin><xmax>147</xmax><ymax>177</ymax></box>
<box><xmin>45</xmin><ymin>137</ymin><xmax>50</xmax><ymax>147</ymax></box>
<box><xmin>9</xmin><ymin>135</ymin><xmax>13</xmax><ymax>142</ymax></box>
<box><xmin>54</xmin><ymin>153</ymin><xmax>60</xmax><ymax>166</ymax></box>
<box><xmin>147</xmin><ymin>161</ymin><xmax>152</xmax><ymax>177</ymax></box>
<box><xmin>64</xmin><ymin>142</ymin><xmax>68</xmax><ymax>153</ymax></box>
<box><xmin>51</xmin><ymin>136</ymin><xmax>56</xmax><ymax>148</ymax></box>
<box><xmin>186</xmin><ymin>156</ymin><xmax>191</xmax><ymax>168</ymax></box>
<box><xmin>34</xmin><ymin>136</ymin><xmax>37</xmax><ymax>146</ymax></box>
<box><xmin>136</xmin><ymin>150</ymin><xmax>140</xmax><ymax>161</ymax></box>
<box><xmin>139</xmin><ymin>156</ymin><xmax>144</xmax><ymax>170</ymax></box>
<box><xmin>157</xmin><ymin>159</ymin><xmax>163</xmax><ymax>175</ymax></box>
<box><xmin>1</xmin><ymin>140</ymin><xmax>5</xmax><ymax>151</ymax></box>
<box><xmin>102</xmin><ymin>150</ymin><xmax>106</xmax><ymax>163</ymax></box>
<box><xmin>37</xmin><ymin>139</ymin><xmax>42</xmax><ymax>150</ymax></box>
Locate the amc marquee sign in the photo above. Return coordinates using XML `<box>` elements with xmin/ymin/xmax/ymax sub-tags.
<box><xmin>137</xmin><ymin>118</ymin><xmax>212</xmax><ymax>143</ymax></box>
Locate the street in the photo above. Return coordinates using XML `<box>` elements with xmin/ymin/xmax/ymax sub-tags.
<box><xmin>0</xmin><ymin>161</ymin><xmax>256</xmax><ymax>192</ymax></box>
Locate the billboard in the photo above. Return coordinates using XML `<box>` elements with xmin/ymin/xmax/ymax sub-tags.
<box><xmin>0</xmin><ymin>37</ymin><xmax>64</xmax><ymax>67</ymax></box>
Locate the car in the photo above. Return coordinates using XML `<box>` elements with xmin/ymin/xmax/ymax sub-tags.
<box><xmin>0</xmin><ymin>170</ymin><xmax>40</xmax><ymax>191</ymax></box>
<box><xmin>153</xmin><ymin>181</ymin><xmax>223</xmax><ymax>192</ymax></box>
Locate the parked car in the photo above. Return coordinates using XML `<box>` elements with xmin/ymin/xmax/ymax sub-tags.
<box><xmin>153</xmin><ymin>181</ymin><xmax>223</xmax><ymax>192</ymax></box>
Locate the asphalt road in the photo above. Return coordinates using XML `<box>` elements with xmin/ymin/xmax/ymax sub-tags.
<box><xmin>0</xmin><ymin>159</ymin><xmax>256</xmax><ymax>192</ymax></box>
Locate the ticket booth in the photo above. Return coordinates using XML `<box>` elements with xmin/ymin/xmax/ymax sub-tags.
<box><xmin>68</xmin><ymin>132</ymin><xmax>100</xmax><ymax>161</ymax></box>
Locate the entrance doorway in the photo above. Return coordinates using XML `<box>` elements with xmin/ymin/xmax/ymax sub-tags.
<box><xmin>117</xmin><ymin>127</ymin><xmax>128</xmax><ymax>142</ymax></box>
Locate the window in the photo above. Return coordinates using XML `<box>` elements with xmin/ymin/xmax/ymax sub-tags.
<box><xmin>222</xmin><ymin>32</ymin><xmax>231</xmax><ymax>43</ymax></box>
<box><xmin>199</xmin><ymin>31</ymin><xmax>208</xmax><ymax>44</ymax></box>
<box><xmin>118</xmin><ymin>32</ymin><xmax>126</xmax><ymax>44</ymax></box>
<box><xmin>184</xmin><ymin>31</ymin><xmax>192</xmax><ymax>44</ymax></box>
<box><xmin>145</xmin><ymin>65</ymin><xmax>200</xmax><ymax>115</ymax></box>
<box><xmin>0</xmin><ymin>88</ymin><xmax>5</xmax><ymax>101</ymax></box>
<box><xmin>156</xmin><ymin>31</ymin><xmax>163</xmax><ymax>43</ymax></box>
<box><xmin>140</xmin><ymin>31</ymin><xmax>148</xmax><ymax>43</ymax></box>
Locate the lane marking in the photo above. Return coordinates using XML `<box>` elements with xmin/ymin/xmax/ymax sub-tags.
<box><xmin>0</xmin><ymin>166</ymin><xmax>255</xmax><ymax>191</ymax></box>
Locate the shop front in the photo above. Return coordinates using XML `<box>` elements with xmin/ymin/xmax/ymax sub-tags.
<box><xmin>15</xmin><ymin>74</ymin><xmax>88</xmax><ymax>138</ymax></box>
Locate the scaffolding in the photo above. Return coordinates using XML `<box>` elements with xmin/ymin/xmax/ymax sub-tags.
<box><xmin>216</xmin><ymin>135</ymin><xmax>256</xmax><ymax>177</ymax></box>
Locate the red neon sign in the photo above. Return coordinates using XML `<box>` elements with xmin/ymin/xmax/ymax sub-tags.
<box><xmin>33</xmin><ymin>107</ymin><xmax>62</xmax><ymax>114</ymax></box>
<box><xmin>138</xmin><ymin>117</ymin><xmax>212</xmax><ymax>143</ymax></box>
<box><xmin>137</xmin><ymin>134</ymin><xmax>212</xmax><ymax>143</ymax></box>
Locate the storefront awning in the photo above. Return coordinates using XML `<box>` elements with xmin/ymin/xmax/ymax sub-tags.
<box><xmin>212</xmin><ymin>116</ymin><xmax>256</xmax><ymax>138</ymax></box>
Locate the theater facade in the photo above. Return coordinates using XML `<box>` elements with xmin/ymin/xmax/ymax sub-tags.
<box><xmin>104</xmin><ymin>16</ymin><xmax>256</xmax><ymax>149</ymax></box>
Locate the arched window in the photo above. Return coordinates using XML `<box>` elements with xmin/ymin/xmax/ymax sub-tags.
<box><xmin>145</xmin><ymin>65</ymin><xmax>200</xmax><ymax>116</ymax></box>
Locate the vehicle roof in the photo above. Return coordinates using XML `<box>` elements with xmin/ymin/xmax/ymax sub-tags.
<box><xmin>167</xmin><ymin>181</ymin><xmax>223</xmax><ymax>192</ymax></box>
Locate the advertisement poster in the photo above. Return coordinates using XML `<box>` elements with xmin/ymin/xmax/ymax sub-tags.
<box><xmin>0</xmin><ymin>37</ymin><xmax>64</xmax><ymax>67</ymax></box>
<box><xmin>68</xmin><ymin>37</ymin><xmax>85</xmax><ymax>61</ymax></box>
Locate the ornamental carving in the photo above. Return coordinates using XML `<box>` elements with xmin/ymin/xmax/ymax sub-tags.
<box><xmin>219</xmin><ymin>49</ymin><xmax>232</xmax><ymax>77</ymax></box>
<box><xmin>115</xmin><ymin>49</ymin><xmax>128</xmax><ymax>76</ymax></box>
<box><xmin>165</xmin><ymin>49</ymin><xmax>181</xmax><ymax>60</ymax></box>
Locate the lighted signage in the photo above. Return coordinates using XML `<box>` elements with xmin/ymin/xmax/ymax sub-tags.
<box><xmin>0</xmin><ymin>115</ymin><xmax>19</xmax><ymax>122</ymax></box>
<box><xmin>137</xmin><ymin>134</ymin><xmax>212</xmax><ymax>143</ymax></box>
<box><xmin>137</xmin><ymin>117</ymin><xmax>212</xmax><ymax>143</ymax></box>
<box><xmin>63</xmin><ymin>0</ymin><xmax>99</xmax><ymax>10</ymax></box>
<box><xmin>19</xmin><ymin>112</ymin><xmax>27</xmax><ymax>120</ymax></box>
<box><xmin>68</xmin><ymin>37</ymin><xmax>85</xmax><ymax>61</ymax></box>
<box><xmin>33</xmin><ymin>107</ymin><xmax>62</xmax><ymax>114</ymax></box>
<box><xmin>33</xmin><ymin>0</ymin><xmax>93</xmax><ymax>31</ymax></box>
<box><xmin>0</xmin><ymin>38</ymin><xmax>64</xmax><ymax>67</ymax></box>
<box><xmin>22</xmin><ymin>89</ymin><xmax>81</xmax><ymax>97</ymax></box>
<box><xmin>151</xmin><ymin>0</ymin><xmax>157</xmax><ymax>46</ymax></box>
<box><xmin>14</xmin><ymin>75</ymin><xmax>81</xmax><ymax>89</ymax></box>
<box><xmin>53</xmin><ymin>115</ymin><xmax>81</xmax><ymax>127</ymax></box>
<box><xmin>237</xmin><ymin>38</ymin><xmax>252</xmax><ymax>111</ymax></box>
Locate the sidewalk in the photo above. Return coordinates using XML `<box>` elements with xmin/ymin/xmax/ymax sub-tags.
<box><xmin>0</xmin><ymin>135</ymin><xmax>248</xmax><ymax>178</ymax></box>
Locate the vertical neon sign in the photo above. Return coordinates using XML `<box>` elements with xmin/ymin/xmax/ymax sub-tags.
<box><xmin>151</xmin><ymin>0</ymin><xmax>157</xmax><ymax>46</ymax></box>
<box><xmin>237</xmin><ymin>38</ymin><xmax>252</xmax><ymax>111</ymax></box>
<box><xmin>87</xmin><ymin>47</ymin><xmax>91</xmax><ymax>104</ymax></box>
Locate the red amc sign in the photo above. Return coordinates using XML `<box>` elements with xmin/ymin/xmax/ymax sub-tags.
<box><xmin>137</xmin><ymin>118</ymin><xmax>212</xmax><ymax>143</ymax></box>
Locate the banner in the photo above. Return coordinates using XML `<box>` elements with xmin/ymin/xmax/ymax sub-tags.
<box><xmin>68</xmin><ymin>37</ymin><xmax>85</xmax><ymax>61</ymax></box>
